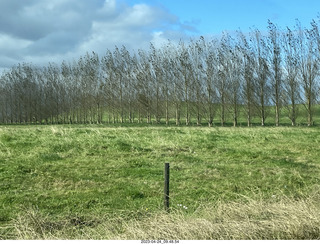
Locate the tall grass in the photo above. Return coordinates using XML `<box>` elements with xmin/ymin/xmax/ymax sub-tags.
<box><xmin>12</xmin><ymin>188</ymin><xmax>320</xmax><ymax>240</ymax></box>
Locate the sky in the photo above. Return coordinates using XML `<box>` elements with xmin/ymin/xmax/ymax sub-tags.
<box><xmin>0</xmin><ymin>0</ymin><xmax>320</xmax><ymax>72</ymax></box>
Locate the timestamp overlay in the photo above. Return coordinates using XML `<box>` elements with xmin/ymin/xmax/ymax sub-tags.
<box><xmin>141</xmin><ymin>240</ymin><xmax>180</xmax><ymax>244</ymax></box>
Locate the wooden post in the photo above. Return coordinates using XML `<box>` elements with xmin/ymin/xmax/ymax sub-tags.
<box><xmin>164</xmin><ymin>162</ymin><xmax>170</xmax><ymax>212</ymax></box>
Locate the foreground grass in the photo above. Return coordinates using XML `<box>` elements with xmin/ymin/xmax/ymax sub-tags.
<box><xmin>0</xmin><ymin>125</ymin><xmax>320</xmax><ymax>239</ymax></box>
<box><xmin>12</xmin><ymin>191</ymin><xmax>320</xmax><ymax>239</ymax></box>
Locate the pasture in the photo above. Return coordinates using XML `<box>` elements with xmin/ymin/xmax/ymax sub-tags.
<box><xmin>0</xmin><ymin>125</ymin><xmax>320</xmax><ymax>239</ymax></box>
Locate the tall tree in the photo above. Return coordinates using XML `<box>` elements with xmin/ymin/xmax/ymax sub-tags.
<box><xmin>190</xmin><ymin>37</ymin><xmax>207</xmax><ymax>126</ymax></box>
<box><xmin>268</xmin><ymin>21</ymin><xmax>283</xmax><ymax>126</ymax></box>
<box><xmin>297</xmin><ymin>20</ymin><xmax>319</xmax><ymax>126</ymax></box>
<box><xmin>238</xmin><ymin>31</ymin><xmax>256</xmax><ymax>126</ymax></box>
<box><xmin>251</xmin><ymin>29</ymin><xmax>270</xmax><ymax>126</ymax></box>
<box><xmin>177</xmin><ymin>41</ymin><xmax>193</xmax><ymax>125</ymax></box>
<box><xmin>102</xmin><ymin>50</ymin><xmax>118</xmax><ymax>123</ymax></box>
<box><xmin>161</xmin><ymin>42</ymin><xmax>175</xmax><ymax>125</ymax></box>
<box><xmin>204</xmin><ymin>39</ymin><xmax>218</xmax><ymax>127</ymax></box>
<box><xmin>217</xmin><ymin>33</ymin><xmax>232</xmax><ymax>126</ymax></box>
<box><xmin>149</xmin><ymin>43</ymin><xmax>163</xmax><ymax>124</ymax></box>
<box><xmin>282</xmin><ymin>27</ymin><xmax>301</xmax><ymax>126</ymax></box>
<box><xmin>113</xmin><ymin>47</ymin><xmax>127</xmax><ymax>123</ymax></box>
<box><xmin>137</xmin><ymin>49</ymin><xmax>153</xmax><ymax>123</ymax></box>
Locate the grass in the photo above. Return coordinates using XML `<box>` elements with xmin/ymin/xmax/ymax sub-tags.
<box><xmin>0</xmin><ymin>125</ymin><xmax>320</xmax><ymax>239</ymax></box>
<box><xmin>11</xmin><ymin>192</ymin><xmax>320</xmax><ymax>239</ymax></box>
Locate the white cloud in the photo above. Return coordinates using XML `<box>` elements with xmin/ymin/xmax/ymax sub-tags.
<box><xmin>0</xmin><ymin>0</ymin><xmax>197</xmax><ymax>71</ymax></box>
<box><xmin>0</xmin><ymin>34</ymin><xmax>32</xmax><ymax>52</ymax></box>
<box><xmin>0</xmin><ymin>34</ymin><xmax>33</xmax><ymax>69</ymax></box>
<box><xmin>99</xmin><ymin>0</ymin><xmax>117</xmax><ymax>16</ymax></box>
<box><xmin>122</xmin><ymin>4</ymin><xmax>160</xmax><ymax>27</ymax></box>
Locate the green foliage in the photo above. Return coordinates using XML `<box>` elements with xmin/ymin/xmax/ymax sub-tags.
<box><xmin>0</xmin><ymin>125</ymin><xmax>320</xmax><ymax>239</ymax></box>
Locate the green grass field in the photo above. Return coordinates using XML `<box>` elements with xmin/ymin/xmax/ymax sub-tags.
<box><xmin>1</xmin><ymin>124</ymin><xmax>320</xmax><ymax>239</ymax></box>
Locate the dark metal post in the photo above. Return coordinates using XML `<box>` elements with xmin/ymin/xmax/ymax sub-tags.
<box><xmin>164</xmin><ymin>162</ymin><xmax>170</xmax><ymax>212</ymax></box>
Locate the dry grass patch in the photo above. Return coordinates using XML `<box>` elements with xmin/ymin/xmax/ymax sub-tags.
<box><xmin>12</xmin><ymin>191</ymin><xmax>320</xmax><ymax>240</ymax></box>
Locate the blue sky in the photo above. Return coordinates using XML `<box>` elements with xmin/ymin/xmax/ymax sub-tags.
<box><xmin>129</xmin><ymin>0</ymin><xmax>320</xmax><ymax>34</ymax></box>
<box><xmin>0</xmin><ymin>0</ymin><xmax>319</xmax><ymax>72</ymax></box>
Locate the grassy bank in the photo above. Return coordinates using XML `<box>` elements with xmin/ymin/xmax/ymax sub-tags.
<box><xmin>0</xmin><ymin>125</ymin><xmax>320</xmax><ymax>239</ymax></box>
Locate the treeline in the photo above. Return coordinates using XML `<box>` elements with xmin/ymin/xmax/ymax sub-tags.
<box><xmin>1</xmin><ymin>20</ymin><xmax>320</xmax><ymax>126</ymax></box>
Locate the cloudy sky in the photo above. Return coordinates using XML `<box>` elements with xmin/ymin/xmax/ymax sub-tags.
<box><xmin>0</xmin><ymin>0</ymin><xmax>319</xmax><ymax>72</ymax></box>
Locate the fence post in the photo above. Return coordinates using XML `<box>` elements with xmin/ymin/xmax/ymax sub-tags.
<box><xmin>164</xmin><ymin>162</ymin><xmax>170</xmax><ymax>212</ymax></box>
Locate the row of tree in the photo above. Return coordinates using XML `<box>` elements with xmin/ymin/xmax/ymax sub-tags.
<box><xmin>1</xmin><ymin>20</ymin><xmax>320</xmax><ymax>126</ymax></box>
